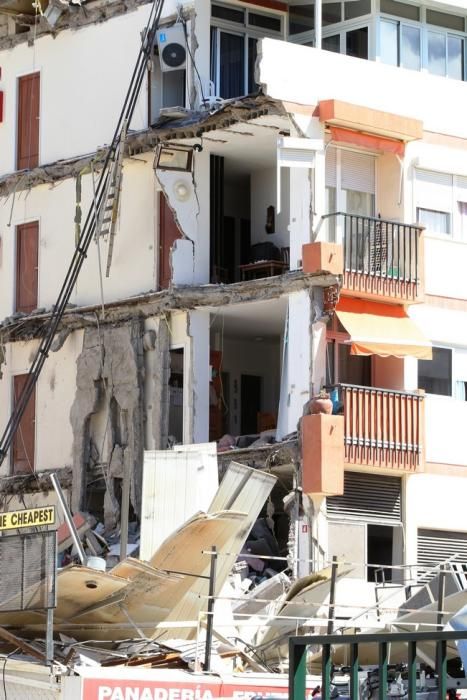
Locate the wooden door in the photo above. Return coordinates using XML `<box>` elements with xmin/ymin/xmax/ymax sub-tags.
<box><xmin>159</xmin><ymin>192</ymin><xmax>182</xmax><ymax>290</ymax></box>
<box><xmin>16</xmin><ymin>221</ymin><xmax>38</xmax><ymax>313</ymax></box>
<box><xmin>12</xmin><ymin>374</ymin><xmax>36</xmax><ymax>474</ymax></box>
<box><xmin>17</xmin><ymin>72</ymin><xmax>40</xmax><ymax>171</ymax></box>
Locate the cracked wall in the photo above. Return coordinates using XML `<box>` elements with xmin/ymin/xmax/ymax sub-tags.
<box><xmin>70</xmin><ymin>320</ymin><xmax>144</xmax><ymax>526</ymax></box>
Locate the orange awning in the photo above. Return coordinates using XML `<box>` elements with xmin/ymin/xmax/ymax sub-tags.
<box><xmin>336</xmin><ymin>298</ymin><xmax>432</xmax><ymax>360</ymax></box>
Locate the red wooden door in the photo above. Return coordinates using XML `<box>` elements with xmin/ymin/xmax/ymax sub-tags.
<box><xmin>17</xmin><ymin>72</ymin><xmax>40</xmax><ymax>170</ymax></box>
<box><xmin>12</xmin><ymin>374</ymin><xmax>36</xmax><ymax>474</ymax></box>
<box><xmin>16</xmin><ymin>221</ymin><xmax>38</xmax><ymax>313</ymax></box>
<box><xmin>159</xmin><ymin>192</ymin><xmax>182</xmax><ymax>290</ymax></box>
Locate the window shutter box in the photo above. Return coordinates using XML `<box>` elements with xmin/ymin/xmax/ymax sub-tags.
<box><xmin>301</xmin><ymin>414</ymin><xmax>344</xmax><ymax>496</ymax></box>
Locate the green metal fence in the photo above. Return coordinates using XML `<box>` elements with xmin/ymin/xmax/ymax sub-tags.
<box><xmin>289</xmin><ymin>630</ymin><xmax>467</xmax><ymax>700</ymax></box>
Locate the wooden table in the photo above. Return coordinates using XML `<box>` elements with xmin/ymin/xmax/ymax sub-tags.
<box><xmin>239</xmin><ymin>260</ymin><xmax>289</xmax><ymax>281</ymax></box>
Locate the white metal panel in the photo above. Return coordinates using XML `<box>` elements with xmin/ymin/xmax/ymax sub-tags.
<box><xmin>341</xmin><ymin>150</ymin><xmax>376</xmax><ymax>193</ymax></box>
<box><xmin>140</xmin><ymin>444</ymin><xmax>219</xmax><ymax>561</ymax></box>
<box><xmin>167</xmin><ymin>462</ymin><xmax>277</xmax><ymax>629</ymax></box>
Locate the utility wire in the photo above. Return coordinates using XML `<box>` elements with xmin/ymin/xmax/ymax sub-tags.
<box><xmin>0</xmin><ymin>0</ymin><xmax>166</xmax><ymax>467</ymax></box>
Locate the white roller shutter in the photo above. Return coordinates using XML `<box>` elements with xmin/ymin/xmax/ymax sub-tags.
<box><xmin>415</xmin><ymin>169</ymin><xmax>453</xmax><ymax>211</ymax></box>
<box><xmin>455</xmin><ymin>175</ymin><xmax>467</xmax><ymax>203</ymax></box>
<box><xmin>341</xmin><ymin>150</ymin><xmax>375</xmax><ymax>194</ymax></box>
<box><xmin>327</xmin><ymin>471</ymin><xmax>402</xmax><ymax>523</ymax></box>
<box><xmin>325</xmin><ymin>146</ymin><xmax>337</xmax><ymax>188</ymax></box>
<box><xmin>418</xmin><ymin>528</ymin><xmax>467</xmax><ymax>569</ymax></box>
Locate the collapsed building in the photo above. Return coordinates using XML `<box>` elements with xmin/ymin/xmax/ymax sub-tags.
<box><xmin>0</xmin><ymin>0</ymin><xmax>467</xmax><ymax>691</ymax></box>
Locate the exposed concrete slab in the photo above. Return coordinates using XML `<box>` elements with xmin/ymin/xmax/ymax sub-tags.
<box><xmin>0</xmin><ymin>271</ymin><xmax>339</xmax><ymax>343</ymax></box>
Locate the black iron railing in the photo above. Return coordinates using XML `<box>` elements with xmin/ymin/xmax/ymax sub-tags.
<box><xmin>324</xmin><ymin>213</ymin><xmax>423</xmax><ymax>283</ymax></box>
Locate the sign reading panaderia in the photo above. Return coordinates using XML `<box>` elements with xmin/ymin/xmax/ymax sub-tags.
<box><xmin>0</xmin><ymin>506</ymin><xmax>55</xmax><ymax>531</ymax></box>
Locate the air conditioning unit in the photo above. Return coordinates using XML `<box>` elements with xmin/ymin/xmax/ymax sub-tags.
<box><xmin>156</xmin><ymin>24</ymin><xmax>187</xmax><ymax>72</ymax></box>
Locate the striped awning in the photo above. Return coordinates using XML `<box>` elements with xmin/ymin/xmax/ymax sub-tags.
<box><xmin>336</xmin><ymin>297</ymin><xmax>432</xmax><ymax>360</ymax></box>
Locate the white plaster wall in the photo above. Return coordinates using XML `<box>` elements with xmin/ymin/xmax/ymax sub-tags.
<box><xmin>259</xmin><ymin>40</ymin><xmax>467</xmax><ymax>139</ymax></box>
<box><xmin>219</xmin><ymin>337</ymin><xmax>281</xmax><ymax>435</ymax></box>
<box><xmin>409</xmin><ymin>304</ymin><xmax>467</xmax><ymax>347</ymax></box>
<box><xmin>423</xmin><ymin>237</ymin><xmax>467</xmax><ymax>299</ymax></box>
<box><xmin>0</xmin><ymin>330</ymin><xmax>82</xmax><ymax>474</ymax></box>
<box><xmin>0</xmin><ymin>155</ymin><xmax>156</xmax><ymax>318</ymax></box>
<box><xmin>0</xmin><ymin>6</ymin><xmax>155</xmax><ymax>176</ymax></box>
<box><xmin>405</xmin><ymin>473</ymin><xmax>467</xmax><ymax>565</ymax></box>
<box><xmin>188</xmin><ymin>309</ymin><xmax>209</xmax><ymax>444</ymax></box>
<box><xmin>156</xmin><ymin>148</ymin><xmax>210</xmax><ymax>284</ymax></box>
<box><xmin>424</xmin><ymin>395</ymin><xmax>467</xmax><ymax>466</ymax></box>
<box><xmin>277</xmin><ymin>290</ymin><xmax>311</xmax><ymax>437</ymax></box>
<box><xmin>250</xmin><ymin>167</ymin><xmax>290</xmax><ymax>249</ymax></box>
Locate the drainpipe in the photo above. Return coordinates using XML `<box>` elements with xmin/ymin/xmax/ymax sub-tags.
<box><xmin>315</xmin><ymin>0</ymin><xmax>322</xmax><ymax>49</ymax></box>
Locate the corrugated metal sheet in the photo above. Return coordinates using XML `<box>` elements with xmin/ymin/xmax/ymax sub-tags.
<box><xmin>327</xmin><ymin>471</ymin><xmax>402</xmax><ymax>523</ymax></box>
<box><xmin>140</xmin><ymin>444</ymin><xmax>218</xmax><ymax>561</ymax></box>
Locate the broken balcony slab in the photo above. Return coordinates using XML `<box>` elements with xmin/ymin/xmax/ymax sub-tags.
<box><xmin>0</xmin><ymin>271</ymin><xmax>338</xmax><ymax>343</ymax></box>
<box><xmin>0</xmin><ymin>95</ymin><xmax>285</xmax><ymax>199</ymax></box>
<box><xmin>0</xmin><ymin>0</ymin><xmax>153</xmax><ymax>51</ymax></box>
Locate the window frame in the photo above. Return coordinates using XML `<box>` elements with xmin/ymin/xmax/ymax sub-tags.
<box><xmin>418</xmin><ymin>344</ymin><xmax>454</xmax><ymax>397</ymax></box>
<box><xmin>414</xmin><ymin>169</ymin><xmax>467</xmax><ymax>242</ymax></box>
<box><xmin>378</xmin><ymin>4</ymin><xmax>467</xmax><ymax>80</ymax></box>
<box><xmin>210</xmin><ymin>2</ymin><xmax>286</xmax><ymax>98</ymax></box>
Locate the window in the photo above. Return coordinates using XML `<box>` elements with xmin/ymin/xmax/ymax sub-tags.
<box><xmin>417</xmin><ymin>207</ymin><xmax>451</xmax><ymax>235</ymax></box>
<box><xmin>325</xmin><ymin>146</ymin><xmax>376</xmax><ymax>243</ymax></box>
<box><xmin>418</xmin><ymin>346</ymin><xmax>452</xmax><ymax>396</ymax></box>
<box><xmin>211</xmin><ymin>3</ymin><xmax>283</xmax><ymax>99</ymax></box>
<box><xmin>17</xmin><ymin>72</ymin><xmax>40</xmax><ymax>170</ymax></box>
<box><xmin>380</xmin><ymin>19</ymin><xmax>421</xmax><ymax>71</ymax></box>
<box><xmin>380</xmin><ymin>9</ymin><xmax>465</xmax><ymax>80</ymax></box>
<box><xmin>415</xmin><ymin>170</ymin><xmax>467</xmax><ymax>240</ymax></box>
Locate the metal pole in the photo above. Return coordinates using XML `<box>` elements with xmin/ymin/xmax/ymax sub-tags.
<box><xmin>289</xmin><ymin>639</ymin><xmax>307</xmax><ymax>700</ymax></box>
<box><xmin>119</xmin><ymin>410</ymin><xmax>130</xmax><ymax>562</ymax></box>
<box><xmin>327</xmin><ymin>555</ymin><xmax>338</xmax><ymax>634</ymax></box>
<box><xmin>50</xmin><ymin>472</ymin><xmax>87</xmax><ymax>565</ymax></box>
<box><xmin>204</xmin><ymin>546</ymin><xmax>217</xmax><ymax>672</ymax></box>
<box><xmin>46</xmin><ymin>608</ymin><xmax>54</xmax><ymax>664</ymax></box>
<box><xmin>437</xmin><ymin>564</ymin><xmax>446</xmax><ymax>629</ymax></box>
<box><xmin>315</xmin><ymin>0</ymin><xmax>322</xmax><ymax>49</ymax></box>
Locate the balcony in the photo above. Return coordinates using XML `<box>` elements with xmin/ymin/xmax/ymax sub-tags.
<box><xmin>324</xmin><ymin>213</ymin><xmax>424</xmax><ymax>304</ymax></box>
<box><xmin>332</xmin><ymin>383</ymin><xmax>425</xmax><ymax>472</ymax></box>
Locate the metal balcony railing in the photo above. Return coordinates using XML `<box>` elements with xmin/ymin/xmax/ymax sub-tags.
<box><xmin>323</xmin><ymin>213</ymin><xmax>424</xmax><ymax>302</ymax></box>
<box><xmin>327</xmin><ymin>383</ymin><xmax>425</xmax><ymax>471</ymax></box>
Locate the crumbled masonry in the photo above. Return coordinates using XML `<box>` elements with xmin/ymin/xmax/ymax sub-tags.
<box><xmin>70</xmin><ymin>320</ymin><xmax>144</xmax><ymax>522</ymax></box>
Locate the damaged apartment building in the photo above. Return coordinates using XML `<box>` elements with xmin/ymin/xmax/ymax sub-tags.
<box><xmin>0</xmin><ymin>0</ymin><xmax>467</xmax><ymax>623</ymax></box>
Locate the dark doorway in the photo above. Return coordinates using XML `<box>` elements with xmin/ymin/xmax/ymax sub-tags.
<box><xmin>168</xmin><ymin>348</ymin><xmax>184</xmax><ymax>444</ymax></box>
<box><xmin>16</xmin><ymin>221</ymin><xmax>39</xmax><ymax>313</ymax></box>
<box><xmin>12</xmin><ymin>374</ymin><xmax>36</xmax><ymax>474</ymax></box>
<box><xmin>159</xmin><ymin>192</ymin><xmax>182</xmax><ymax>290</ymax></box>
<box><xmin>241</xmin><ymin>374</ymin><xmax>261</xmax><ymax>434</ymax></box>
<box><xmin>367</xmin><ymin>524</ymin><xmax>394</xmax><ymax>582</ymax></box>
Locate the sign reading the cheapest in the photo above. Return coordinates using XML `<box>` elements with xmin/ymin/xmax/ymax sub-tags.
<box><xmin>0</xmin><ymin>506</ymin><xmax>55</xmax><ymax>531</ymax></box>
